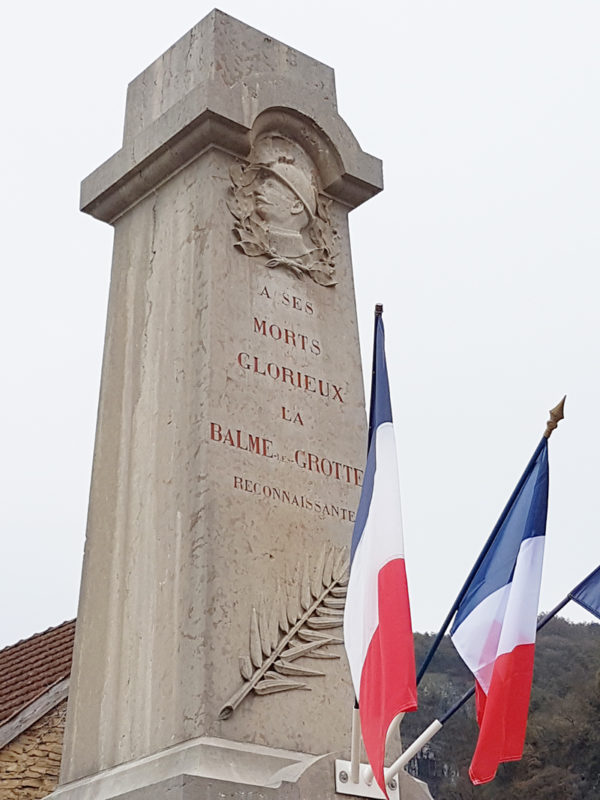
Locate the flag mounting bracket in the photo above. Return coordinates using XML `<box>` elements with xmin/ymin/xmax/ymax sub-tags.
<box><xmin>334</xmin><ymin>760</ymin><xmax>399</xmax><ymax>799</ymax></box>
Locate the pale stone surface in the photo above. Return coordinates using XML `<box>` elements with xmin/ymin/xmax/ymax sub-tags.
<box><xmin>57</xmin><ymin>9</ymin><xmax>432</xmax><ymax>800</ymax></box>
<box><xmin>49</xmin><ymin>749</ymin><xmax>432</xmax><ymax>800</ymax></box>
<box><xmin>50</xmin><ymin>736</ymin><xmax>326</xmax><ymax>800</ymax></box>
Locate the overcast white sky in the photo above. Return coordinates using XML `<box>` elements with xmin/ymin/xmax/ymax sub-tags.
<box><xmin>1</xmin><ymin>1</ymin><xmax>599</xmax><ymax>650</ymax></box>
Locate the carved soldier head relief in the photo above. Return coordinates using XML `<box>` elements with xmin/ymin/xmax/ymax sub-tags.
<box><xmin>228</xmin><ymin>133</ymin><xmax>338</xmax><ymax>287</ymax></box>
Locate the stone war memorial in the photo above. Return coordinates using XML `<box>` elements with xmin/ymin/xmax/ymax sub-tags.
<box><xmin>48</xmin><ymin>11</ymin><xmax>433</xmax><ymax>800</ymax></box>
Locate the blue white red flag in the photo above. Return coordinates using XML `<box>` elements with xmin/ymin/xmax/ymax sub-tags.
<box><xmin>343</xmin><ymin>310</ymin><xmax>417</xmax><ymax>797</ymax></box>
<box><xmin>570</xmin><ymin>565</ymin><xmax>600</xmax><ymax>621</ymax></box>
<box><xmin>450</xmin><ymin>439</ymin><xmax>549</xmax><ymax>785</ymax></box>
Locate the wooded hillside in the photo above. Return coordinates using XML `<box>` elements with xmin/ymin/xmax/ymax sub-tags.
<box><xmin>400</xmin><ymin>618</ymin><xmax>600</xmax><ymax>799</ymax></box>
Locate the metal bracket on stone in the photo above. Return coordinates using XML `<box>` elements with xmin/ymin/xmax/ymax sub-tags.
<box><xmin>334</xmin><ymin>760</ymin><xmax>399</xmax><ymax>799</ymax></box>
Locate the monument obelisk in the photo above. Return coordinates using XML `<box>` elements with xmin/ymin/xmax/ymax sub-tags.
<box><xmin>52</xmin><ymin>11</ymin><xmax>432</xmax><ymax>800</ymax></box>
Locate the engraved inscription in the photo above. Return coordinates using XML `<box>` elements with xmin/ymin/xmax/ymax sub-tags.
<box><xmin>294</xmin><ymin>449</ymin><xmax>363</xmax><ymax>486</ymax></box>
<box><xmin>282</xmin><ymin>406</ymin><xmax>304</xmax><ymax>425</ymax></box>
<box><xmin>210</xmin><ymin>423</ymin><xmax>274</xmax><ymax>458</ymax></box>
<box><xmin>237</xmin><ymin>352</ymin><xmax>344</xmax><ymax>402</ymax></box>
<box><xmin>232</xmin><ymin>476</ymin><xmax>356</xmax><ymax>523</ymax></box>
<box><xmin>253</xmin><ymin>317</ymin><xmax>321</xmax><ymax>355</ymax></box>
<box><xmin>211</xmin><ymin>283</ymin><xmax>362</xmax><ymax>523</ymax></box>
<box><xmin>258</xmin><ymin>286</ymin><xmax>314</xmax><ymax>314</ymax></box>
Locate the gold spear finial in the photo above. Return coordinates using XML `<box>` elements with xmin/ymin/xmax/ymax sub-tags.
<box><xmin>544</xmin><ymin>396</ymin><xmax>566</xmax><ymax>439</ymax></box>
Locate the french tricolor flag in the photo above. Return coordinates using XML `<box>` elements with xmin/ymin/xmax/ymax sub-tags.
<box><xmin>343</xmin><ymin>308</ymin><xmax>417</xmax><ymax>796</ymax></box>
<box><xmin>451</xmin><ymin>439</ymin><xmax>549</xmax><ymax>785</ymax></box>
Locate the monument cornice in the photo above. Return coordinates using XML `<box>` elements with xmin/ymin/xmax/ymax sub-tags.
<box><xmin>81</xmin><ymin>78</ymin><xmax>383</xmax><ymax>224</ymax></box>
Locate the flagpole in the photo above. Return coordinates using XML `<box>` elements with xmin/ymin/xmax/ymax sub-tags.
<box><xmin>384</xmin><ymin>565</ymin><xmax>591</xmax><ymax>785</ymax></box>
<box><xmin>347</xmin><ymin>303</ymin><xmax>383</xmax><ymax>783</ymax></box>
<box><xmin>368</xmin><ymin>303</ymin><xmax>384</xmax><ymax>446</ymax></box>
<box><xmin>416</xmin><ymin>397</ymin><xmax>566</xmax><ymax>685</ymax></box>
<box><xmin>350</xmin><ymin>704</ymin><xmax>362</xmax><ymax>783</ymax></box>
<box><xmin>347</xmin><ymin>305</ymin><xmax>382</xmax><ymax>784</ymax></box>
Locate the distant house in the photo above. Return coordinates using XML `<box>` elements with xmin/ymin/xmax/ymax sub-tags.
<box><xmin>0</xmin><ymin>621</ymin><xmax>75</xmax><ymax>799</ymax></box>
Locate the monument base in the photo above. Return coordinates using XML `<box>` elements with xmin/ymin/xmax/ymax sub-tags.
<box><xmin>47</xmin><ymin>737</ymin><xmax>433</xmax><ymax>800</ymax></box>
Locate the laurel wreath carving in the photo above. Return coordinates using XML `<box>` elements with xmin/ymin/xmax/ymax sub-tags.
<box><xmin>218</xmin><ymin>545</ymin><xmax>349</xmax><ymax>720</ymax></box>
<box><xmin>227</xmin><ymin>163</ymin><xmax>339</xmax><ymax>288</ymax></box>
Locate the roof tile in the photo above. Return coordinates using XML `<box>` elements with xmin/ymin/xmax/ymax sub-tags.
<box><xmin>0</xmin><ymin>620</ymin><xmax>75</xmax><ymax>726</ymax></box>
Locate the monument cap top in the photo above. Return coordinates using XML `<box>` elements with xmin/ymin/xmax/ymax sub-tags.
<box><xmin>80</xmin><ymin>9</ymin><xmax>382</xmax><ymax>224</ymax></box>
<box><xmin>123</xmin><ymin>9</ymin><xmax>338</xmax><ymax>142</ymax></box>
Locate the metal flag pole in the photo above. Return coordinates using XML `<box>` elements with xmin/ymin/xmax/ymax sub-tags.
<box><xmin>347</xmin><ymin>303</ymin><xmax>384</xmax><ymax>787</ymax></box>
<box><xmin>415</xmin><ymin>396</ymin><xmax>566</xmax><ymax>685</ymax></box>
<box><xmin>383</xmin><ymin>562</ymin><xmax>598</xmax><ymax>786</ymax></box>
<box><xmin>350</xmin><ymin>703</ymin><xmax>362</xmax><ymax>784</ymax></box>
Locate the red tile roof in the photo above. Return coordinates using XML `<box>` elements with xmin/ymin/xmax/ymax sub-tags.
<box><xmin>0</xmin><ymin>620</ymin><xmax>75</xmax><ymax>726</ymax></box>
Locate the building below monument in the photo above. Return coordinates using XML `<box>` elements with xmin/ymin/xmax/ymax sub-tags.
<box><xmin>0</xmin><ymin>622</ymin><xmax>74</xmax><ymax>800</ymax></box>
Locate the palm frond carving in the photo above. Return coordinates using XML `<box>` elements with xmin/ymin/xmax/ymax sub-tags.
<box><xmin>218</xmin><ymin>545</ymin><xmax>348</xmax><ymax>720</ymax></box>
